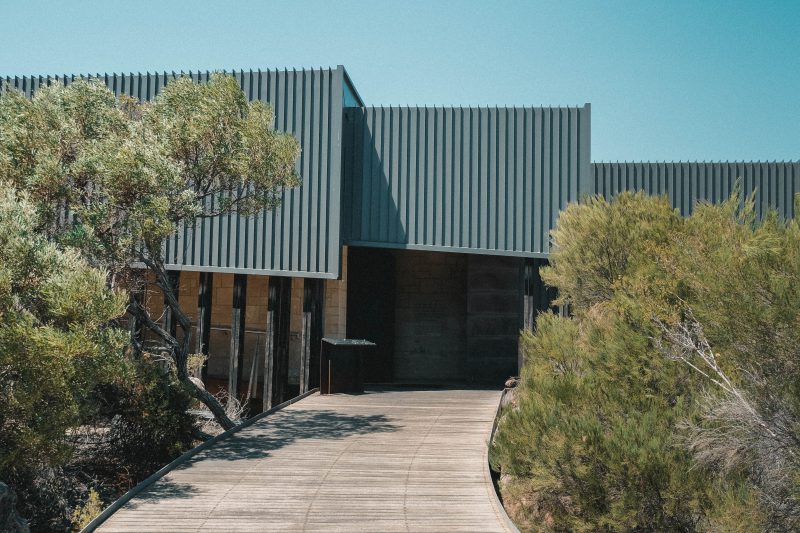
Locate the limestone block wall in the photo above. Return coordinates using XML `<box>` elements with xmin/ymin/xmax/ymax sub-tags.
<box><xmin>207</xmin><ymin>273</ymin><xmax>233</xmax><ymax>378</ymax></box>
<box><xmin>138</xmin><ymin>248</ymin><xmax>349</xmax><ymax>389</ymax></box>
<box><xmin>204</xmin><ymin>273</ymin><xmax>275</xmax><ymax>385</ymax></box>
<box><xmin>176</xmin><ymin>271</ymin><xmax>199</xmax><ymax>325</ymax></box>
<box><xmin>158</xmin><ymin>271</ymin><xmax>272</xmax><ymax>386</ymax></box>
<box><xmin>141</xmin><ymin>245</ymin><xmax>517</xmax><ymax>385</ymax></box>
<box><xmin>324</xmin><ymin>246</ymin><xmax>348</xmax><ymax>339</ymax></box>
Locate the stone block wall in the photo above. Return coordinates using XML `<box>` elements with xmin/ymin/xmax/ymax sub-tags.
<box><xmin>324</xmin><ymin>246</ymin><xmax>348</xmax><ymax>339</ymax></box>
<box><xmin>393</xmin><ymin>250</ymin><xmax>467</xmax><ymax>382</ymax></box>
<box><xmin>287</xmin><ymin>277</ymin><xmax>304</xmax><ymax>384</ymax></box>
<box><xmin>137</xmin><ymin>246</ymin><xmax>525</xmax><ymax>386</ymax></box>
<box><xmin>200</xmin><ymin>273</ymin><xmax>268</xmax><ymax>382</ymax></box>
<box><xmin>141</xmin><ymin>247</ymin><xmax>349</xmax><ymax>388</ymax></box>
<box><xmin>176</xmin><ymin>271</ymin><xmax>199</xmax><ymax>324</ymax></box>
<box><xmin>466</xmin><ymin>255</ymin><xmax>520</xmax><ymax>382</ymax></box>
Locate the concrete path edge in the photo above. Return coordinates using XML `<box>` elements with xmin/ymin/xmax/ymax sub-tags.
<box><xmin>486</xmin><ymin>387</ymin><xmax>521</xmax><ymax>533</ymax></box>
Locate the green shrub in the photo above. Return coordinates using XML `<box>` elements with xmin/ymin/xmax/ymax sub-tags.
<box><xmin>0</xmin><ymin>186</ymin><xmax>195</xmax><ymax>531</ymax></box>
<box><xmin>92</xmin><ymin>355</ymin><xmax>195</xmax><ymax>484</ymax></box>
<box><xmin>492</xmin><ymin>312</ymin><xmax>709</xmax><ymax>531</ymax></box>
<box><xmin>70</xmin><ymin>488</ymin><xmax>103</xmax><ymax>531</ymax></box>
<box><xmin>0</xmin><ymin>185</ymin><xmax>126</xmax><ymax>475</ymax></box>
<box><xmin>493</xmin><ymin>190</ymin><xmax>797</xmax><ymax>531</ymax></box>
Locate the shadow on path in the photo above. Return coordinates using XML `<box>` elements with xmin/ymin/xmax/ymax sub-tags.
<box><xmin>126</xmin><ymin>408</ymin><xmax>399</xmax><ymax>506</ymax></box>
<box><xmin>197</xmin><ymin>409</ymin><xmax>397</xmax><ymax>462</ymax></box>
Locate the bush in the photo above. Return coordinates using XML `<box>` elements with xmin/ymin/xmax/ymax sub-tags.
<box><xmin>70</xmin><ymin>489</ymin><xmax>103</xmax><ymax>531</ymax></box>
<box><xmin>0</xmin><ymin>186</ymin><xmax>128</xmax><ymax>475</ymax></box>
<box><xmin>0</xmin><ymin>186</ymin><xmax>195</xmax><ymax>531</ymax></box>
<box><xmin>7</xmin><ymin>357</ymin><xmax>195</xmax><ymax>532</ymax></box>
<box><xmin>89</xmin><ymin>355</ymin><xmax>195</xmax><ymax>485</ymax></box>
<box><xmin>492</xmin><ymin>312</ymin><xmax>710</xmax><ymax>531</ymax></box>
<box><xmin>493</xmin><ymin>190</ymin><xmax>798</xmax><ymax>531</ymax></box>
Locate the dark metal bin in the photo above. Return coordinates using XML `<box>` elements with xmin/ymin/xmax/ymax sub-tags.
<box><xmin>320</xmin><ymin>338</ymin><xmax>376</xmax><ymax>394</ymax></box>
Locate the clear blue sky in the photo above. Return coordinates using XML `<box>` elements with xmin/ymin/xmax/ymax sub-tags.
<box><xmin>1</xmin><ymin>0</ymin><xmax>798</xmax><ymax>162</ymax></box>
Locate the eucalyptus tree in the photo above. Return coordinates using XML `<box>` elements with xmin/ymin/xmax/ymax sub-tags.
<box><xmin>0</xmin><ymin>75</ymin><xmax>300</xmax><ymax>429</ymax></box>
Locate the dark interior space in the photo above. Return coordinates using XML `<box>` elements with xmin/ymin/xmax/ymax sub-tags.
<box><xmin>346</xmin><ymin>247</ymin><xmax>396</xmax><ymax>383</ymax></box>
<box><xmin>347</xmin><ymin>247</ymin><xmax>524</xmax><ymax>385</ymax></box>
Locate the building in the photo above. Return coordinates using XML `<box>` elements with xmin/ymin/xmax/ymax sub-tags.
<box><xmin>3</xmin><ymin>67</ymin><xmax>798</xmax><ymax>408</ymax></box>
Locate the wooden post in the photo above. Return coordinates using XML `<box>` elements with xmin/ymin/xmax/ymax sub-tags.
<box><xmin>300</xmin><ymin>279</ymin><xmax>325</xmax><ymax>393</ymax></box>
<box><xmin>263</xmin><ymin>276</ymin><xmax>291</xmax><ymax>411</ymax></box>
<box><xmin>229</xmin><ymin>274</ymin><xmax>247</xmax><ymax>400</ymax></box>
<box><xmin>162</xmin><ymin>270</ymin><xmax>180</xmax><ymax>338</ymax></box>
<box><xmin>275</xmin><ymin>279</ymin><xmax>291</xmax><ymax>404</ymax></box>
<box><xmin>196</xmin><ymin>272</ymin><xmax>213</xmax><ymax>381</ymax></box>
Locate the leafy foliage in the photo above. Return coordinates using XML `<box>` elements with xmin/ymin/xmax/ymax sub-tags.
<box><xmin>89</xmin><ymin>355</ymin><xmax>195</xmax><ymax>483</ymax></box>
<box><xmin>541</xmin><ymin>192</ymin><xmax>681</xmax><ymax>313</ymax></box>
<box><xmin>493</xmin><ymin>313</ymin><xmax>708</xmax><ymax>531</ymax></box>
<box><xmin>493</xmin><ymin>191</ymin><xmax>799</xmax><ymax>531</ymax></box>
<box><xmin>0</xmin><ymin>74</ymin><xmax>301</xmax><ymax>429</ymax></box>
<box><xmin>0</xmin><ymin>75</ymin><xmax>300</xmax><ymax>261</ymax></box>
<box><xmin>0</xmin><ymin>186</ymin><xmax>127</xmax><ymax>473</ymax></box>
<box><xmin>0</xmin><ymin>186</ymin><xmax>129</xmax><ymax>531</ymax></box>
<box><xmin>657</xmin><ymin>196</ymin><xmax>800</xmax><ymax>529</ymax></box>
<box><xmin>70</xmin><ymin>489</ymin><xmax>103</xmax><ymax>531</ymax></box>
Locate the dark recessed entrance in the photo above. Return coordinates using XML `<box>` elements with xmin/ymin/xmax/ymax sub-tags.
<box><xmin>346</xmin><ymin>247</ymin><xmax>396</xmax><ymax>383</ymax></box>
<box><xmin>347</xmin><ymin>247</ymin><xmax>521</xmax><ymax>385</ymax></box>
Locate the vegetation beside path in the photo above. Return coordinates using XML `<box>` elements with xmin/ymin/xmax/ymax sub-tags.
<box><xmin>492</xmin><ymin>191</ymin><xmax>800</xmax><ymax>532</ymax></box>
<box><xmin>0</xmin><ymin>75</ymin><xmax>299</xmax><ymax>531</ymax></box>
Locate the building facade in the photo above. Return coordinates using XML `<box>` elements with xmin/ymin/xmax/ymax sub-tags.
<box><xmin>3</xmin><ymin>67</ymin><xmax>798</xmax><ymax>407</ymax></box>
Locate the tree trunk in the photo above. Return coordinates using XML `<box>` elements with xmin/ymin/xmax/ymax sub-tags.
<box><xmin>176</xmin><ymin>356</ymin><xmax>236</xmax><ymax>431</ymax></box>
<box><xmin>171</xmin><ymin>286</ymin><xmax>236</xmax><ymax>431</ymax></box>
<box><xmin>133</xmin><ymin>254</ymin><xmax>237</xmax><ymax>430</ymax></box>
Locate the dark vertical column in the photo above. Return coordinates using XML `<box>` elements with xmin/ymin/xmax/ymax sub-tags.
<box><xmin>228</xmin><ymin>274</ymin><xmax>247</xmax><ymax>400</ymax></box>
<box><xmin>162</xmin><ymin>270</ymin><xmax>180</xmax><ymax>338</ymax></box>
<box><xmin>519</xmin><ymin>258</ymin><xmax>535</xmax><ymax>374</ymax></box>
<box><xmin>129</xmin><ymin>289</ymin><xmax>143</xmax><ymax>356</ymax></box>
<box><xmin>308</xmin><ymin>279</ymin><xmax>326</xmax><ymax>390</ymax></box>
<box><xmin>300</xmin><ymin>278</ymin><xmax>326</xmax><ymax>393</ymax></box>
<box><xmin>346</xmin><ymin>248</ymin><xmax>396</xmax><ymax>383</ymax></box>
<box><xmin>274</xmin><ymin>278</ymin><xmax>291</xmax><ymax>405</ymax></box>
<box><xmin>263</xmin><ymin>276</ymin><xmax>292</xmax><ymax>410</ymax></box>
<box><xmin>196</xmin><ymin>272</ymin><xmax>213</xmax><ymax>381</ymax></box>
<box><xmin>521</xmin><ymin>259</ymin><xmax>537</xmax><ymax>332</ymax></box>
<box><xmin>263</xmin><ymin>278</ymin><xmax>277</xmax><ymax>411</ymax></box>
<box><xmin>519</xmin><ymin>258</ymin><xmax>558</xmax><ymax>373</ymax></box>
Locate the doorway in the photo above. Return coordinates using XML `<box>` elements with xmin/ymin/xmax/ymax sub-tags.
<box><xmin>346</xmin><ymin>247</ymin><xmax>396</xmax><ymax>383</ymax></box>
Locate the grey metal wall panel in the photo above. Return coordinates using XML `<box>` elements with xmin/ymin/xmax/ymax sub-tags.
<box><xmin>342</xmin><ymin>105</ymin><xmax>592</xmax><ymax>257</ymax></box>
<box><xmin>592</xmin><ymin>162</ymin><xmax>800</xmax><ymax>220</ymax></box>
<box><xmin>2</xmin><ymin>67</ymin><xmax>347</xmax><ymax>279</ymax></box>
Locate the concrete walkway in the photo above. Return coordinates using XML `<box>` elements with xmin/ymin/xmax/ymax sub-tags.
<box><xmin>98</xmin><ymin>388</ymin><xmax>513</xmax><ymax>532</ymax></box>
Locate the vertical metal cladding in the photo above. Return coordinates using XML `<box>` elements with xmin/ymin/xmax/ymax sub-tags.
<box><xmin>592</xmin><ymin>162</ymin><xmax>800</xmax><ymax>220</ymax></box>
<box><xmin>2</xmin><ymin>68</ymin><xmax>347</xmax><ymax>279</ymax></box>
<box><xmin>342</xmin><ymin>105</ymin><xmax>591</xmax><ymax>257</ymax></box>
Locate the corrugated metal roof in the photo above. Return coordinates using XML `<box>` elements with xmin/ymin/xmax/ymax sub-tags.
<box><xmin>342</xmin><ymin>105</ymin><xmax>592</xmax><ymax>257</ymax></box>
<box><xmin>8</xmin><ymin>65</ymin><xmax>796</xmax><ymax>267</ymax></box>
<box><xmin>2</xmin><ymin>67</ymin><xmax>349</xmax><ymax>279</ymax></box>
<box><xmin>592</xmin><ymin>161</ymin><xmax>800</xmax><ymax>220</ymax></box>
